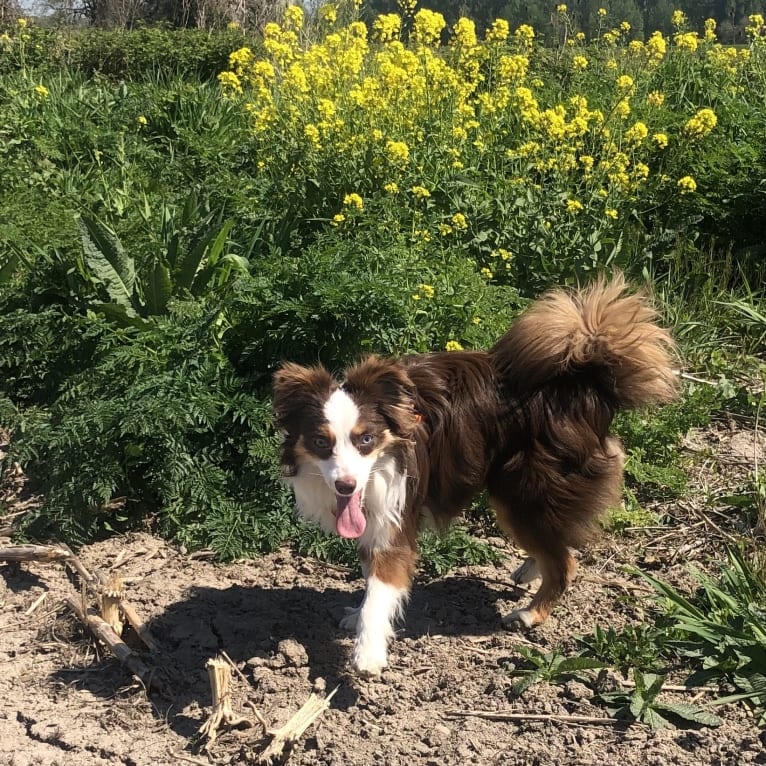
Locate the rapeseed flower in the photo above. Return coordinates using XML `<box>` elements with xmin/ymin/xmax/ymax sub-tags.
<box><xmin>343</xmin><ymin>193</ymin><xmax>364</xmax><ymax>210</ymax></box>
<box><xmin>446</xmin><ymin>340</ymin><xmax>464</xmax><ymax>351</ymax></box>
<box><xmin>677</xmin><ymin>176</ymin><xmax>697</xmax><ymax>194</ymax></box>
<box><xmin>411</xmin><ymin>186</ymin><xmax>431</xmax><ymax>200</ymax></box>
<box><xmin>684</xmin><ymin>108</ymin><xmax>717</xmax><ymax>138</ymax></box>
<box><xmin>485</xmin><ymin>19</ymin><xmax>509</xmax><ymax>43</ymax></box>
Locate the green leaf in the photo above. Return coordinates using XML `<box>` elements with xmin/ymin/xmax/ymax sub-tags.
<box><xmin>145</xmin><ymin>260</ymin><xmax>173</xmax><ymax>316</ymax></box>
<box><xmin>0</xmin><ymin>252</ymin><xmax>19</xmax><ymax>284</ymax></box>
<box><xmin>79</xmin><ymin>215</ymin><xmax>136</xmax><ymax>309</ymax></box>
<box><xmin>175</xmin><ymin>219</ymin><xmax>233</xmax><ymax>294</ymax></box>
<box><xmin>90</xmin><ymin>303</ymin><xmax>152</xmax><ymax>331</ymax></box>
<box><xmin>656</xmin><ymin>702</ymin><xmax>723</xmax><ymax>727</ymax></box>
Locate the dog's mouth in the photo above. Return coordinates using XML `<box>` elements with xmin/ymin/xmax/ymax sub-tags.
<box><xmin>335</xmin><ymin>491</ymin><xmax>366</xmax><ymax>539</ymax></box>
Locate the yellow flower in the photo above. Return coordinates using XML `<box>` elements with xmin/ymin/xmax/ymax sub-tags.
<box><xmin>671</xmin><ymin>10</ymin><xmax>687</xmax><ymax>29</ymax></box>
<box><xmin>383</xmin><ymin>182</ymin><xmax>399</xmax><ymax>194</ymax></box>
<box><xmin>283</xmin><ymin>4</ymin><xmax>304</xmax><ymax>31</ymax></box>
<box><xmin>684</xmin><ymin>108</ymin><xmax>717</xmax><ymax>138</ymax></box>
<box><xmin>647</xmin><ymin>90</ymin><xmax>665</xmax><ymax>107</ymax></box>
<box><xmin>318</xmin><ymin>4</ymin><xmax>337</xmax><ymax>25</ymax></box>
<box><xmin>137</xmin><ymin>115</ymin><xmax>147</xmax><ymax>126</ymax></box>
<box><xmin>572</xmin><ymin>55</ymin><xmax>588</xmax><ymax>72</ymax></box>
<box><xmin>652</xmin><ymin>132</ymin><xmax>669</xmax><ymax>149</ymax></box>
<box><xmin>17</xmin><ymin>17</ymin><xmax>28</xmax><ymax>27</ymax></box>
<box><xmin>343</xmin><ymin>193</ymin><xmax>364</xmax><ymax>210</ymax></box>
<box><xmin>620</xmin><ymin>21</ymin><xmax>631</xmax><ymax>33</ymax></box>
<box><xmin>331</xmin><ymin>213</ymin><xmax>346</xmax><ymax>225</ymax></box>
<box><xmin>451</xmin><ymin>212</ymin><xmax>468</xmax><ymax>230</ymax></box>
<box><xmin>217</xmin><ymin>70</ymin><xmax>243</xmax><ymax>94</ymax></box>
<box><xmin>33</xmin><ymin>84</ymin><xmax>49</xmax><ymax>99</ymax></box>
<box><xmin>605</xmin><ymin>208</ymin><xmax>618</xmax><ymax>219</ymax></box>
<box><xmin>485</xmin><ymin>19</ymin><xmax>509</xmax><ymax>43</ymax></box>
<box><xmin>746</xmin><ymin>14</ymin><xmax>765</xmax><ymax>37</ymax></box>
<box><xmin>411</xmin><ymin>185</ymin><xmax>431</xmax><ymax>200</ymax></box>
<box><xmin>675</xmin><ymin>32</ymin><xmax>699</xmax><ymax>52</ymax></box>
<box><xmin>419</xmin><ymin>283</ymin><xmax>435</xmax><ymax>299</ymax></box>
<box><xmin>677</xmin><ymin>176</ymin><xmax>697</xmax><ymax>194</ymax></box>
<box><xmin>616</xmin><ymin>74</ymin><xmax>634</xmax><ymax>93</ymax></box>
<box><xmin>411</xmin><ymin>8</ymin><xmax>446</xmax><ymax>46</ymax></box>
<box><xmin>598</xmin><ymin>7</ymin><xmax>607</xmax><ymax>17</ymax></box>
<box><xmin>385</xmin><ymin>140</ymin><xmax>410</xmax><ymax>166</ymax></box>
<box><xmin>566</xmin><ymin>199</ymin><xmax>584</xmax><ymax>213</ymax></box>
<box><xmin>615</xmin><ymin>99</ymin><xmax>631</xmax><ymax>118</ymax></box>
<box><xmin>445</xmin><ymin>340</ymin><xmax>464</xmax><ymax>352</ymax></box>
<box><xmin>514</xmin><ymin>24</ymin><xmax>535</xmax><ymax>46</ymax></box>
<box><xmin>646</xmin><ymin>31</ymin><xmax>667</xmax><ymax>60</ymax></box>
<box><xmin>625</xmin><ymin>121</ymin><xmax>648</xmax><ymax>144</ymax></box>
<box><xmin>556</xmin><ymin>4</ymin><xmax>567</xmax><ymax>13</ymax></box>
<box><xmin>372</xmin><ymin>13</ymin><xmax>401</xmax><ymax>42</ymax></box>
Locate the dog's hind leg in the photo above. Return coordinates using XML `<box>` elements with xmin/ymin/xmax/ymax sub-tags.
<box><xmin>492</xmin><ymin>496</ymin><xmax>578</xmax><ymax>630</ymax></box>
<box><xmin>502</xmin><ymin>543</ymin><xmax>576</xmax><ymax>629</ymax></box>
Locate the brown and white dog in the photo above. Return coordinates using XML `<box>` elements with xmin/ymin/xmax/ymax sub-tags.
<box><xmin>273</xmin><ymin>275</ymin><xmax>677</xmax><ymax>676</ymax></box>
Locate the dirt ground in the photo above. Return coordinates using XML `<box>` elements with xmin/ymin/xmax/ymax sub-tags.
<box><xmin>2</xmin><ymin>424</ymin><xmax>766</xmax><ymax>766</ymax></box>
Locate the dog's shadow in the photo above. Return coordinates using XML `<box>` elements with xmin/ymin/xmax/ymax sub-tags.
<box><xmin>50</xmin><ymin>571</ymin><xmax>524</xmax><ymax>737</ymax></box>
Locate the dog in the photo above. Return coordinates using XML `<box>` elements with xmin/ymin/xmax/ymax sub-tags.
<box><xmin>272</xmin><ymin>274</ymin><xmax>678</xmax><ymax>676</ymax></box>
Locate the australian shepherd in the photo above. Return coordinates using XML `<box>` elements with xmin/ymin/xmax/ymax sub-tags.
<box><xmin>273</xmin><ymin>275</ymin><xmax>677</xmax><ymax>676</ymax></box>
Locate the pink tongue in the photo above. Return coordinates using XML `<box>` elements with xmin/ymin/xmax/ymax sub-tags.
<box><xmin>336</xmin><ymin>491</ymin><xmax>366</xmax><ymax>539</ymax></box>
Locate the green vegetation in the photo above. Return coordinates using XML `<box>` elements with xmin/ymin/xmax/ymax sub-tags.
<box><xmin>1</xmin><ymin>2</ymin><xmax>765</xmax><ymax>654</ymax></box>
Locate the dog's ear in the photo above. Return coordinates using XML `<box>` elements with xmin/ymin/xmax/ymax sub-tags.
<box><xmin>273</xmin><ymin>363</ymin><xmax>336</xmax><ymax>433</ymax></box>
<box><xmin>343</xmin><ymin>356</ymin><xmax>420</xmax><ymax>438</ymax></box>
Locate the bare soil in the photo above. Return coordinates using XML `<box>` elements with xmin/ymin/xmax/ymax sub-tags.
<box><xmin>2</xmin><ymin>423</ymin><xmax>766</xmax><ymax>766</ymax></box>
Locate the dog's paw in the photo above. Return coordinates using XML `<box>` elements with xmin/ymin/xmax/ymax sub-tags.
<box><xmin>339</xmin><ymin>605</ymin><xmax>361</xmax><ymax>632</ymax></box>
<box><xmin>511</xmin><ymin>557</ymin><xmax>540</xmax><ymax>585</ymax></box>
<box><xmin>501</xmin><ymin>607</ymin><xmax>537</xmax><ymax>631</ymax></box>
<box><xmin>351</xmin><ymin>641</ymin><xmax>388</xmax><ymax>678</ymax></box>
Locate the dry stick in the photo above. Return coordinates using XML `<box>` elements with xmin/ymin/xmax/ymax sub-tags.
<box><xmin>119</xmin><ymin>600</ymin><xmax>160</xmax><ymax>653</ymax></box>
<box><xmin>200</xmin><ymin>656</ymin><xmax>254</xmax><ymax>750</ymax></box>
<box><xmin>443</xmin><ymin>709</ymin><xmax>640</xmax><ymax>727</ymax></box>
<box><xmin>65</xmin><ymin>596</ymin><xmax>164</xmax><ymax>694</ymax></box>
<box><xmin>100</xmin><ymin>574</ymin><xmax>125</xmax><ymax>636</ymax></box>
<box><xmin>257</xmin><ymin>686</ymin><xmax>339</xmax><ymax>765</ymax></box>
<box><xmin>24</xmin><ymin>591</ymin><xmax>48</xmax><ymax>616</ymax></box>
<box><xmin>0</xmin><ymin>544</ymin><xmax>74</xmax><ymax>563</ymax></box>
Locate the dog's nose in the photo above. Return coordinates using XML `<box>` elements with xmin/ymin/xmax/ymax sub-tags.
<box><xmin>335</xmin><ymin>478</ymin><xmax>357</xmax><ymax>495</ymax></box>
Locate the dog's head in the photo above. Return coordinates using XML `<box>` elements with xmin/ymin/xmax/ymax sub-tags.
<box><xmin>273</xmin><ymin>356</ymin><xmax>419</xmax><ymax>539</ymax></box>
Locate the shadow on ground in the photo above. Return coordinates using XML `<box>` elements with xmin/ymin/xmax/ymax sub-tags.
<box><xmin>47</xmin><ymin>572</ymin><xmax>522</xmax><ymax>738</ymax></box>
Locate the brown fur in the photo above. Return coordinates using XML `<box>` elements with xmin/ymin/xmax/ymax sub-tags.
<box><xmin>274</xmin><ymin>275</ymin><xmax>678</xmax><ymax>633</ymax></box>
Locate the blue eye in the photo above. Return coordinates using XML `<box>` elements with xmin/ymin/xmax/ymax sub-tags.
<box><xmin>313</xmin><ymin>436</ymin><xmax>330</xmax><ymax>449</ymax></box>
<box><xmin>360</xmin><ymin>434</ymin><xmax>374</xmax><ymax>446</ymax></box>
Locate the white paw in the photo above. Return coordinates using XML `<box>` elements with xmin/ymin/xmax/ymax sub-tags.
<box><xmin>501</xmin><ymin>608</ymin><xmax>536</xmax><ymax>631</ymax></box>
<box><xmin>511</xmin><ymin>557</ymin><xmax>540</xmax><ymax>585</ymax></box>
<box><xmin>339</xmin><ymin>605</ymin><xmax>361</xmax><ymax>632</ymax></box>
<box><xmin>351</xmin><ymin>640</ymin><xmax>388</xmax><ymax>678</ymax></box>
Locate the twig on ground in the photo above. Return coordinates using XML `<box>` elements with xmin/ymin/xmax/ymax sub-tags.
<box><xmin>200</xmin><ymin>657</ymin><xmax>255</xmax><ymax>750</ymax></box>
<box><xmin>0</xmin><ymin>544</ymin><xmax>73</xmax><ymax>564</ymax></box>
<box><xmin>443</xmin><ymin>709</ymin><xmax>638</xmax><ymax>727</ymax></box>
<box><xmin>24</xmin><ymin>591</ymin><xmax>48</xmax><ymax>616</ymax></box>
<box><xmin>256</xmin><ymin>685</ymin><xmax>339</xmax><ymax>765</ymax></box>
<box><xmin>65</xmin><ymin>596</ymin><xmax>165</xmax><ymax>694</ymax></box>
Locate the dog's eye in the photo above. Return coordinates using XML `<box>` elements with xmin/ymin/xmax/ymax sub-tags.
<box><xmin>360</xmin><ymin>434</ymin><xmax>374</xmax><ymax>446</ymax></box>
<box><xmin>313</xmin><ymin>436</ymin><xmax>330</xmax><ymax>449</ymax></box>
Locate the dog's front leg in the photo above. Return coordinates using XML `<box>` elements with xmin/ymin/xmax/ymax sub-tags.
<box><xmin>350</xmin><ymin>547</ymin><xmax>415</xmax><ymax>677</ymax></box>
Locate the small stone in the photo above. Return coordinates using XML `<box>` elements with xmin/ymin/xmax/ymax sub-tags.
<box><xmin>276</xmin><ymin>638</ymin><xmax>309</xmax><ymax>668</ymax></box>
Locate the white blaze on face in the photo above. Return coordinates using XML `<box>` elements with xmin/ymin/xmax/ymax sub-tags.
<box><xmin>321</xmin><ymin>388</ymin><xmax>378</xmax><ymax>538</ymax></box>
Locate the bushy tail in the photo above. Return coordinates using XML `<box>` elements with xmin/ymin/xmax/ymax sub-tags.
<box><xmin>490</xmin><ymin>273</ymin><xmax>679</xmax><ymax>408</ymax></box>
